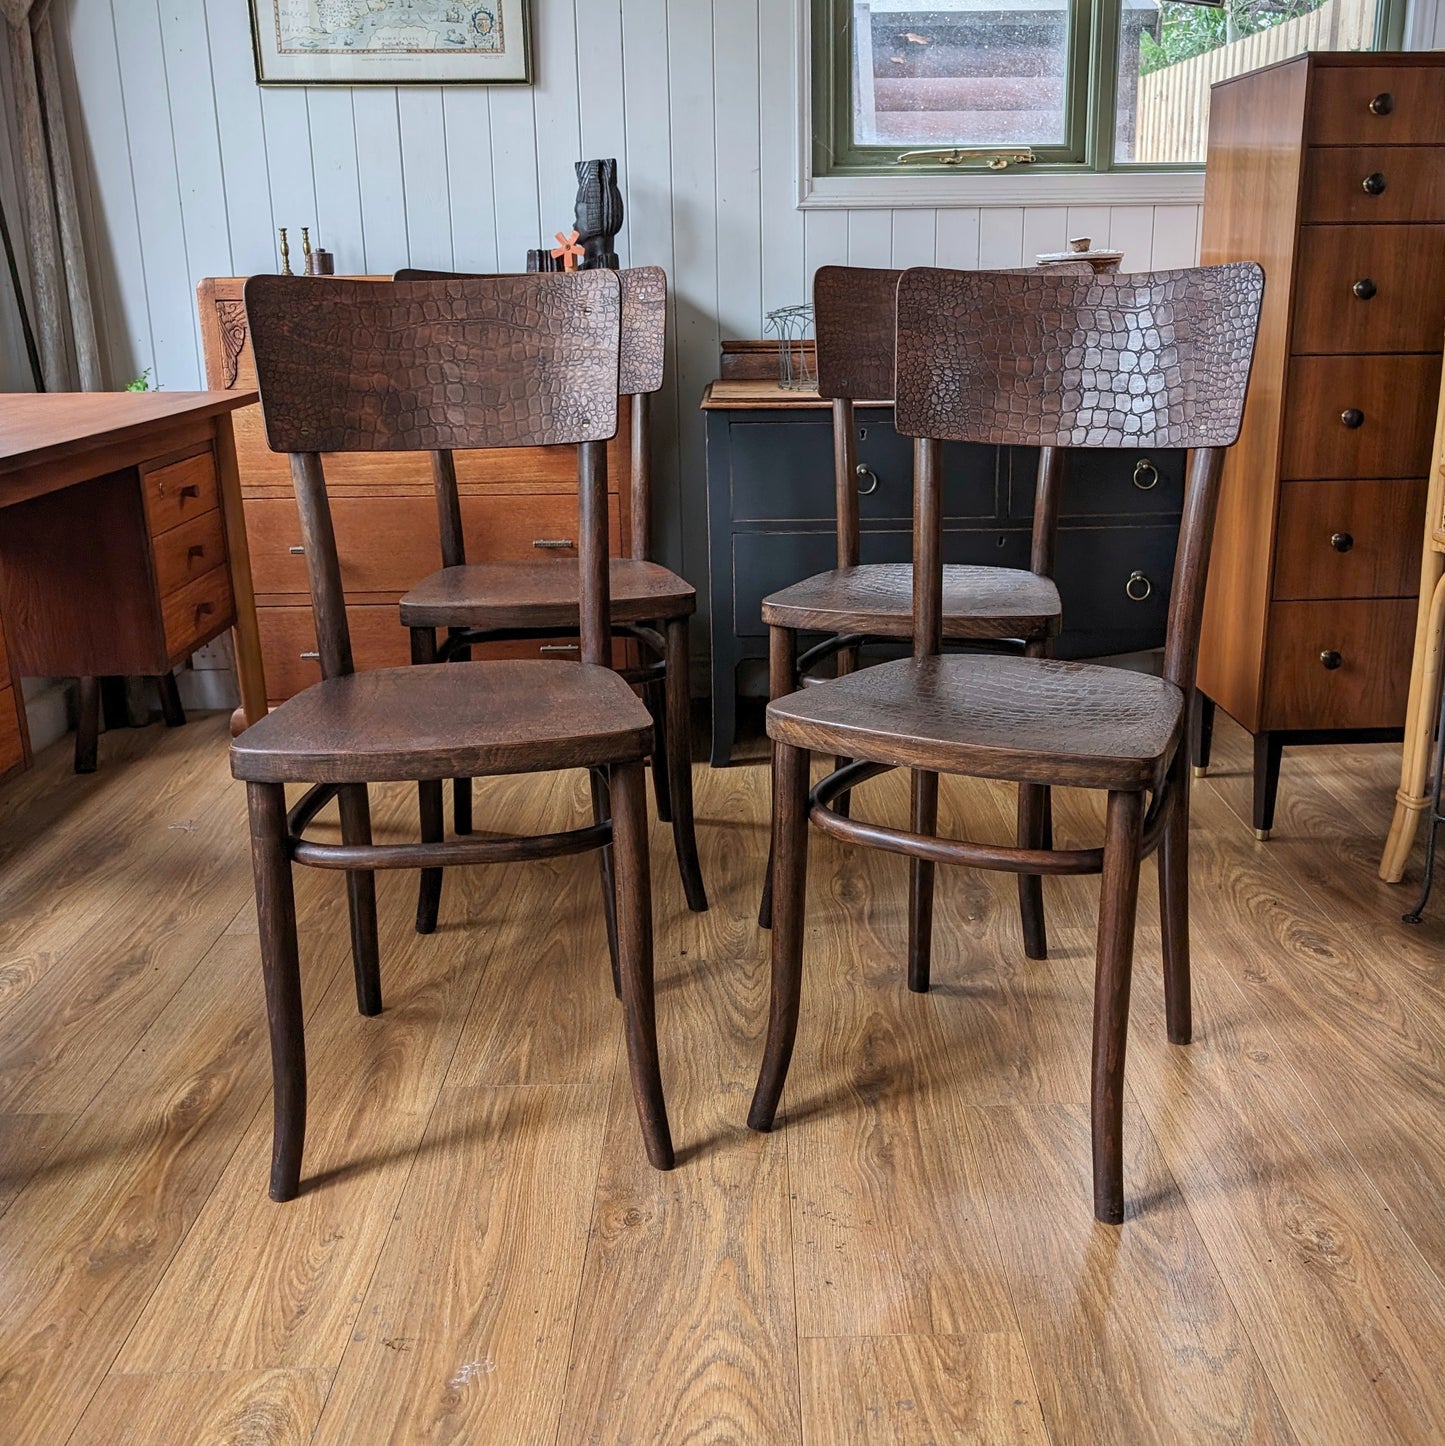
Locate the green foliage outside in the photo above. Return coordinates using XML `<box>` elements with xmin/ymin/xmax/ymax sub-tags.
<box><xmin>125</xmin><ymin>369</ymin><xmax>152</xmax><ymax>392</ymax></box>
<box><xmin>1139</xmin><ymin>0</ymin><xmax>1325</xmax><ymax>74</ymax></box>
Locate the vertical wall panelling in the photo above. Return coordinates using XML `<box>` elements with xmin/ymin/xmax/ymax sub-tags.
<box><xmin>0</xmin><ymin>20</ymin><xmax>37</xmax><ymax>389</ymax></box>
<box><xmin>443</xmin><ymin>89</ymin><xmax>499</xmax><ymax>272</ymax></box>
<box><xmin>486</xmin><ymin>82</ymin><xmax>541</xmax><ymax>275</ymax></box>
<box><xmin>574</xmin><ymin>3</ymin><xmax>629</xmax><ymax>265</ymax></box>
<box><xmin>934</xmin><ymin>209</ymin><xmax>981</xmax><ymax>270</ymax></box>
<box><xmin>530</xmin><ymin>0</ymin><xmax>582</xmax><ymax>252</ymax></box>
<box><xmin>844</xmin><ymin>207</ymin><xmax>889</xmax><ymax>269</ymax></box>
<box><xmin>758</xmin><ymin>0</ymin><xmax>805</xmax><ymax>317</ymax></box>
<box><xmin>397</xmin><ymin>89</ymin><xmax>453</xmax><ymax>270</ymax></box>
<box><xmin>258</xmin><ymin>86</ymin><xmax>316</xmax><ymax>273</ymax></box>
<box><xmin>1150</xmin><ymin>204</ymin><xmax>1201</xmax><ymax>269</ymax></box>
<box><xmin>1063</xmin><ymin>205</ymin><xmax>1112</xmax><ymax>253</ymax></box>
<box><xmin>1108</xmin><ymin>205</ymin><xmax>1156</xmax><ymax>273</ymax></box>
<box><xmin>712</xmin><ymin>0</ymin><xmax>763</xmax><ymax>342</ymax></box>
<box><xmin>1020</xmin><ymin>206</ymin><xmax>1068</xmax><ymax>267</ymax></box>
<box><xmin>350</xmin><ymin>90</ymin><xmax>407</xmax><ymax>271</ymax></box>
<box><xmin>306</xmin><ymin>89</ymin><xmax>365</xmax><ymax>275</ymax></box>
<box><xmin>978</xmin><ymin>208</ymin><xmax>1025</xmax><ymax>268</ymax></box>
<box><xmin>890</xmin><ymin>208</ymin><xmax>936</xmax><ymax>269</ymax></box>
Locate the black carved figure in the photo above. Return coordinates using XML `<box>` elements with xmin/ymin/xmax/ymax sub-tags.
<box><xmin>574</xmin><ymin>159</ymin><xmax>624</xmax><ymax>270</ymax></box>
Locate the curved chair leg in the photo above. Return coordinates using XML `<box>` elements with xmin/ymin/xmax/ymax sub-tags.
<box><xmin>453</xmin><ymin>778</ymin><xmax>473</xmax><ymax>837</ymax></box>
<box><xmin>248</xmin><ymin>781</ymin><xmax>306</xmax><ymax>1203</ymax></box>
<box><xmin>1159</xmin><ymin>764</ymin><xmax>1192</xmax><ymax>1045</ymax></box>
<box><xmin>591</xmin><ymin>767</ymin><xmax>621</xmax><ymax>998</ymax></box>
<box><xmin>759</xmin><ymin>625</ymin><xmax>797</xmax><ymax>931</ymax></box>
<box><xmin>749</xmin><ymin>740</ymin><xmax>810</xmax><ymax>1131</ymax></box>
<box><xmin>665</xmin><ymin>615</ymin><xmax>708</xmax><ymax>912</ymax></box>
<box><xmin>338</xmin><ymin>783</ymin><xmax>382</xmax><ymax>1016</ymax></box>
<box><xmin>1017</xmin><ymin>783</ymin><xmax>1049</xmax><ymax>961</ymax></box>
<box><xmin>833</xmin><ymin>640</ymin><xmax>859</xmax><ymax>819</ymax></box>
<box><xmin>411</xmin><ymin>628</ymin><xmax>445</xmax><ymax>934</ymax></box>
<box><xmin>908</xmin><ymin>770</ymin><xmax>939</xmax><ymax>993</ymax></box>
<box><xmin>648</xmin><ymin>674</ymin><xmax>673</xmax><ymax>825</ymax></box>
<box><xmin>611</xmin><ymin>759</ymin><xmax>675</xmax><ymax>1169</ymax></box>
<box><xmin>1092</xmin><ymin>788</ymin><xmax>1145</xmax><ymax>1225</ymax></box>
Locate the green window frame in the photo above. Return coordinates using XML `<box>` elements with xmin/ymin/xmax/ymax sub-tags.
<box><xmin>812</xmin><ymin>0</ymin><xmax>1409</xmax><ymax>181</ymax></box>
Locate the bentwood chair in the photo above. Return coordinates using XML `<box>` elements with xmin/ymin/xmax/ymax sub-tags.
<box><xmin>750</xmin><ymin>264</ymin><xmax>1264</xmax><ymax>1222</ymax></box>
<box><xmin>394</xmin><ymin>266</ymin><xmax>706</xmax><ymax>939</ymax></box>
<box><xmin>758</xmin><ymin>264</ymin><xmax>1091</xmax><ymax>967</ymax></box>
<box><xmin>233</xmin><ymin>272</ymin><xmax>673</xmax><ymax>1200</ymax></box>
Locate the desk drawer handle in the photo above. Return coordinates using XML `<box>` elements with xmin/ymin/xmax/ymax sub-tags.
<box><xmin>1330</xmin><ymin>531</ymin><xmax>1354</xmax><ymax>553</ymax></box>
<box><xmin>1352</xmin><ymin>278</ymin><xmax>1376</xmax><ymax>301</ymax></box>
<box><xmin>1320</xmin><ymin>649</ymin><xmax>1343</xmax><ymax>670</ymax></box>
<box><xmin>289</xmin><ymin>545</ymin><xmax>306</xmax><ymax>556</ymax></box>
<box><xmin>194</xmin><ymin>601</ymin><xmax>214</xmax><ymax>619</ymax></box>
<box><xmin>1341</xmin><ymin>408</ymin><xmax>1365</xmax><ymax>429</ymax></box>
<box><xmin>1362</xmin><ymin>172</ymin><xmax>1387</xmax><ymax>196</ymax></box>
<box><xmin>300</xmin><ymin>651</ymin><xmax>320</xmax><ymax>662</ymax></box>
<box><xmin>540</xmin><ymin>642</ymin><xmax>579</xmax><ymax>654</ymax></box>
<box><xmin>179</xmin><ymin>484</ymin><xmax>201</xmax><ymax>500</ymax></box>
<box><xmin>855</xmin><ymin>464</ymin><xmax>880</xmax><ymax>496</ymax></box>
<box><xmin>1369</xmin><ymin>92</ymin><xmax>1394</xmax><ymax>116</ymax></box>
<box><xmin>1125</xmin><ymin>570</ymin><xmax>1152</xmax><ymax>602</ymax></box>
<box><xmin>187</xmin><ymin>544</ymin><xmax>207</xmax><ymax>560</ymax></box>
<box><xmin>1132</xmin><ymin>457</ymin><xmax>1158</xmax><ymax>491</ymax></box>
<box><xmin>533</xmin><ymin>538</ymin><xmax>575</xmax><ymax>550</ymax></box>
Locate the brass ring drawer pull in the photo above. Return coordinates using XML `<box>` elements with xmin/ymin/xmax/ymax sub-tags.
<box><xmin>1369</xmin><ymin>92</ymin><xmax>1394</xmax><ymax>115</ymax></box>
<box><xmin>533</xmin><ymin>538</ymin><xmax>575</xmax><ymax>550</ymax></box>
<box><xmin>1320</xmin><ymin>650</ymin><xmax>1343</xmax><ymax>670</ymax></box>
<box><xmin>540</xmin><ymin>642</ymin><xmax>579</xmax><ymax>654</ymax></box>
<box><xmin>1352</xmin><ymin>278</ymin><xmax>1376</xmax><ymax>300</ymax></box>
<box><xmin>1125</xmin><ymin>571</ymin><xmax>1152</xmax><ymax>602</ymax></box>
<box><xmin>1330</xmin><ymin>531</ymin><xmax>1354</xmax><ymax>553</ymax></box>
<box><xmin>855</xmin><ymin>464</ymin><xmax>880</xmax><ymax>496</ymax></box>
<box><xmin>1362</xmin><ymin>172</ymin><xmax>1387</xmax><ymax>195</ymax></box>
<box><xmin>300</xmin><ymin>651</ymin><xmax>320</xmax><ymax>662</ymax></box>
<box><xmin>1341</xmin><ymin>409</ymin><xmax>1365</xmax><ymax>429</ymax></box>
<box><xmin>1132</xmin><ymin>457</ymin><xmax>1158</xmax><ymax>491</ymax></box>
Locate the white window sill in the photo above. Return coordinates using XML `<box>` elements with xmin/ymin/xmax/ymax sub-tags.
<box><xmin>799</xmin><ymin>170</ymin><xmax>1208</xmax><ymax>210</ymax></box>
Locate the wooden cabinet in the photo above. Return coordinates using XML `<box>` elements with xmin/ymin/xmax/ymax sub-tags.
<box><xmin>0</xmin><ymin>605</ymin><xmax>30</xmax><ymax>782</ymax></box>
<box><xmin>197</xmin><ymin>277</ymin><xmax>633</xmax><ymax>705</ymax></box>
<box><xmin>1198</xmin><ymin>52</ymin><xmax>1445</xmax><ymax>837</ymax></box>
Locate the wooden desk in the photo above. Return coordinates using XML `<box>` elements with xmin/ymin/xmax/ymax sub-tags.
<box><xmin>0</xmin><ymin>392</ymin><xmax>268</xmax><ymax>760</ymax></box>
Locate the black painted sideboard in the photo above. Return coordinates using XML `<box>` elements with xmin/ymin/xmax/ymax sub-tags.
<box><xmin>703</xmin><ymin>379</ymin><xmax>1187</xmax><ymax>766</ymax></box>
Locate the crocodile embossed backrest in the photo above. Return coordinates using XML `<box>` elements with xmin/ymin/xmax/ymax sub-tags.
<box><xmin>893</xmin><ymin>263</ymin><xmax>1265</xmax><ymax>449</ymax></box>
<box><xmin>813</xmin><ymin>266</ymin><xmax>902</xmax><ymax>402</ymax></box>
<box><xmin>244</xmin><ymin>271</ymin><xmax>622</xmax><ymax>453</ymax></box>
<box><xmin>394</xmin><ymin>265</ymin><xmax>666</xmax><ymax>397</ymax></box>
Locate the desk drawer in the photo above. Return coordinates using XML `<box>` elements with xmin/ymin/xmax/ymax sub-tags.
<box><xmin>1308</xmin><ymin>66</ymin><xmax>1445</xmax><ymax>146</ymax></box>
<box><xmin>1300</xmin><ymin>147</ymin><xmax>1445</xmax><ymax>225</ymax></box>
<box><xmin>143</xmin><ymin>450</ymin><xmax>220</xmax><ymax>535</ymax></box>
<box><xmin>0</xmin><ymin>686</ymin><xmax>24</xmax><ymax>777</ymax></box>
<box><xmin>162</xmin><ymin>566</ymin><xmax>234</xmax><ymax>659</ymax></box>
<box><xmin>1281</xmin><ymin>354</ymin><xmax>1441</xmax><ymax>479</ymax></box>
<box><xmin>153</xmin><ymin>510</ymin><xmax>227</xmax><ymax>596</ymax></box>
<box><xmin>1263</xmin><ymin>597</ymin><xmax>1414</xmax><ymax>730</ymax></box>
<box><xmin>1273</xmin><ymin>479</ymin><xmax>1423</xmax><ymax>601</ymax></box>
<box><xmin>1292</xmin><ymin>226</ymin><xmax>1445</xmax><ymax>356</ymax></box>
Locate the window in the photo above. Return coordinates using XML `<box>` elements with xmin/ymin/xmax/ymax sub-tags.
<box><xmin>814</xmin><ymin>0</ymin><xmax>1407</xmax><ymax>185</ymax></box>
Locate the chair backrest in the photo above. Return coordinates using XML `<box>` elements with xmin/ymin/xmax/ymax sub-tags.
<box><xmin>893</xmin><ymin>263</ymin><xmax>1265</xmax><ymax>689</ymax></box>
<box><xmin>244</xmin><ymin>270</ymin><xmax>624</xmax><ymax>677</ymax></box>
<box><xmin>395</xmin><ymin>265</ymin><xmax>666</xmax><ymax>560</ymax></box>
<box><xmin>811</xmin><ymin>260</ymin><xmax>1097</xmax><ymax>574</ymax></box>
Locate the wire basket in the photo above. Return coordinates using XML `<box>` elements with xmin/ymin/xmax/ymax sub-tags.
<box><xmin>765</xmin><ymin>303</ymin><xmax>817</xmax><ymax>392</ymax></box>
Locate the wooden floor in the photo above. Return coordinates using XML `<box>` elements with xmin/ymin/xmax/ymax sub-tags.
<box><xmin>4</xmin><ymin>708</ymin><xmax>1445</xmax><ymax>1442</ymax></box>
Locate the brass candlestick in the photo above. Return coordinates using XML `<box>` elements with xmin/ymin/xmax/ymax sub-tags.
<box><xmin>301</xmin><ymin>227</ymin><xmax>313</xmax><ymax>273</ymax></box>
<box><xmin>278</xmin><ymin>227</ymin><xmax>292</xmax><ymax>276</ymax></box>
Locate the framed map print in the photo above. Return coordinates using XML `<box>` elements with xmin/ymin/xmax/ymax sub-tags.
<box><xmin>250</xmin><ymin>2</ymin><xmax>531</xmax><ymax>85</ymax></box>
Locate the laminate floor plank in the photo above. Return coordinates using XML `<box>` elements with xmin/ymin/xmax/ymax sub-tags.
<box><xmin>0</xmin><ymin>1111</ymin><xmax>76</xmax><ymax>1218</ymax></box>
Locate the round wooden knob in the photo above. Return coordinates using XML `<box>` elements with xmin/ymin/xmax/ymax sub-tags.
<box><xmin>1125</xmin><ymin>570</ymin><xmax>1152</xmax><ymax>602</ymax></box>
<box><xmin>1369</xmin><ymin>92</ymin><xmax>1394</xmax><ymax>115</ymax></box>
<box><xmin>855</xmin><ymin>464</ymin><xmax>880</xmax><ymax>496</ymax></box>
<box><xmin>1352</xmin><ymin>278</ymin><xmax>1376</xmax><ymax>300</ymax></box>
<box><xmin>1132</xmin><ymin>457</ymin><xmax>1158</xmax><ymax>491</ymax></box>
<box><xmin>1341</xmin><ymin>409</ymin><xmax>1365</xmax><ymax>429</ymax></box>
<box><xmin>1362</xmin><ymin>172</ymin><xmax>1387</xmax><ymax>195</ymax></box>
<box><xmin>1330</xmin><ymin>532</ymin><xmax>1354</xmax><ymax>553</ymax></box>
<box><xmin>1320</xmin><ymin>650</ymin><xmax>1343</xmax><ymax>670</ymax></box>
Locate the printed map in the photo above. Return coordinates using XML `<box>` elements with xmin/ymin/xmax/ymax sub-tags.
<box><xmin>273</xmin><ymin>2</ymin><xmax>505</xmax><ymax>55</ymax></box>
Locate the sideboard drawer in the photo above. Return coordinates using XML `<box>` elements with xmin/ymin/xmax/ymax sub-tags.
<box><xmin>1273</xmin><ymin>478</ymin><xmax>1424</xmax><ymax>601</ymax></box>
<box><xmin>1263</xmin><ymin>597</ymin><xmax>1415</xmax><ymax>730</ymax></box>
<box><xmin>1052</xmin><ymin>523</ymin><xmax>1177</xmax><ymax>653</ymax></box>
<box><xmin>1308</xmin><ymin>66</ymin><xmax>1445</xmax><ymax>146</ymax></box>
<box><xmin>1007</xmin><ymin>447</ymin><xmax>1186</xmax><ymax>518</ymax></box>
<box><xmin>1292</xmin><ymin>225</ymin><xmax>1445</xmax><ymax>355</ymax></box>
<box><xmin>142</xmin><ymin>449</ymin><xmax>220</xmax><ymax>535</ymax></box>
<box><xmin>1281</xmin><ymin>354</ymin><xmax>1441</xmax><ymax>479</ymax></box>
<box><xmin>1300</xmin><ymin>147</ymin><xmax>1445</xmax><ymax>224</ymax></box>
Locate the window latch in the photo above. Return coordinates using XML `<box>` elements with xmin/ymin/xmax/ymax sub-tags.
<box><xmin>896</xmin><ymin>148</ymin><xmax>1036</xmax><ymax>170</ymax></box>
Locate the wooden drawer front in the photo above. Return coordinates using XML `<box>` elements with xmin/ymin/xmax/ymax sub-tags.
<box><xmin>162</xmin><ymin>566</ymin><xmax>234</xmax><ymax>659</ymax></box>
<box><xmin>1308</xmin><ymin>66</ymin><xmax>1445</xmax><ymax>146</ymax></box>
<box><xmin>0</xmin><ymin>615</ymin><xmax>9</xmax><ymax>686</ymax></box>
<box><xmin>1291</xmin><ymin>225</ymin><xmax>1445</xmax><ymax>356</ymax></box>
<box><xmin>1273</xmin><ymin>479</ymin><xmax>1424</xmax><ymax>601</ymax></box>
<box><xmin>1301</xmin><ymin>147</ymin><xmax>1445</xmax><ymax>224</ymax></box>
<box><xmin>143</xmin><ymin>450</ymin><xmax>220</xmax><ymax>535</ymax></box>
<box><xmin>153</xmin><ymin>510</ymin><xmax>227</xmax><ymax>597</ymax></box>
<box><xmin>1007</xmin><ymin>446</ymin><xmax>1186</xmax><ymax>519</ymax></box>
<box><xmin>1263</xmin><ymin>597</ymin><xmax>1415</xmax><ymax>730</ymax></box>
<box><xmin>0</xmin><ymin>686</ymin><xmax>24</xmax><ymax>777</ymax></box>
<box><xmin>1281</xmin><ymin>355</ymin><xmax>1441</xmax><ymax>479</ymax></box>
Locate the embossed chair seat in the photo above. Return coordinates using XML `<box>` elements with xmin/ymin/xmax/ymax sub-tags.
<box><xmin>761</xmin><ymin>562</ymin><xmax>1061</xmax><ymax>640</ymax></box>
<box><xmin>768</xmin><ymin>654</ymin><xmax>1184</xmax><ymax>791</ymax></box>
<box><xmin>400</xmin><ymin>558</ymin><xmax>696</xmax><ymax>631</ymax></box>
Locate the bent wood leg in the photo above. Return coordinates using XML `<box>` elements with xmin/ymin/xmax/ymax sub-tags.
<box><xmin>1252</xmin><ymin>731</ymin><xmax>1283</xmax><ymax>842</ymax></box>
<box><xmin>758</xmin><ymin>624</ymin><xmax>798</xmax><ymax>930</ymax></box>
<box><xmin>73</xmin><ymin>675</ymin><xmax>100</xmax><ymax>774</ymax></box>
<box><xmin>248</xmin><ymin>781</ymin><xmax>306</xmax><ymax>1203</ymax></box>
<box><xmin>410</xmin><ymin>627</ymin><xmax>445</xmax><ymax>934</ymax></box>
<box><xmin>591</xmin><ymin>766</ymin><xmax>621</xmax><ymax>998</ymax></box>
<box><xmin>833</xmin><ymin>639</ymin><xmax>858</xmax><ymax>819</ymax></box>
<box><xmin>611</xmin><ymin>759</ymin><xmax>675</xmax><ymax>1169</ymax></box>
<box><xmin>1017</xmin><ymin>782</ymin><xmax>1049</xmax><ymax>961</ymax></box>
<box><xmin>1092</xmin><ymin>788</ymin><xmax>1145</xmax><ymax>1225</ymax></box>
<box><xmin>216</xmin><ymin>414</ymin><xmax>269</xmax><ymax>735</ymax></box>
<box><xmin>450</xmin><ymin>636</ymin><xmax>474</xmax><ymax>837</ymax></box>
<box><xmin>156</xmin><ymin>672</ymin><xmax>186</xmax><ymax>728</ymax></box>
<box><xmin>1159</xmin><ymin>757</ymin><xmax>1192</xmax><ymax>1045</ymax></box>
<box><xmin>338</xmin><ymin>783</ymin><xmax>381</xmax><ymax>1016</ymax></box>
<box><xmin>665</xmin><ymin>615</ymin><xmax>707</xmax><ymax>912</ymax></box>
<box><xmin>647</xmin><ymin>674</ymin><xmax>672</xmax><ymax>824</ymax></box>
<box><xmin>907</xmin><ymin>770</ymin><xmax>939</xmax><ymax>993</ymax></box>
<box><xmin>749</xmin><ymin>740</ymin><xmax>810</xmax><ymax>1131</ymax></box>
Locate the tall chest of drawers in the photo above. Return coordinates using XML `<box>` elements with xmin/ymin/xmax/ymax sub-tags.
<box><xmin>1197</xmin><ymin>52</ymin><xmax>1445</xmax><ymax>837</ymax></box>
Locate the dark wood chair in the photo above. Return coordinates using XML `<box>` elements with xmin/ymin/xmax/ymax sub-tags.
<box><xmin>758</xmin><ymin>264</ymin><xmax>1089</xmax><ymax>966</ymax></box>
<box><xmin>233</xmin><ymin>271</ymin><xmax>674</xmax><ymax>1201</ymax></box>
<box><xmin>394</xmin><ymin>266</ymin><xmax>706</xmax><ymax>940</ymax></box>
<box><xmin>750</xmin><ymin>263</ymin><xmax>1264</xmax><ymax>1223</ymax></box>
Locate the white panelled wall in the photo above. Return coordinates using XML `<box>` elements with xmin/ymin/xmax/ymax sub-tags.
<box><xmin>7</xmin><ymin>0</ymin><xmax>1443</xmax><ymax>683</ymax></box>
